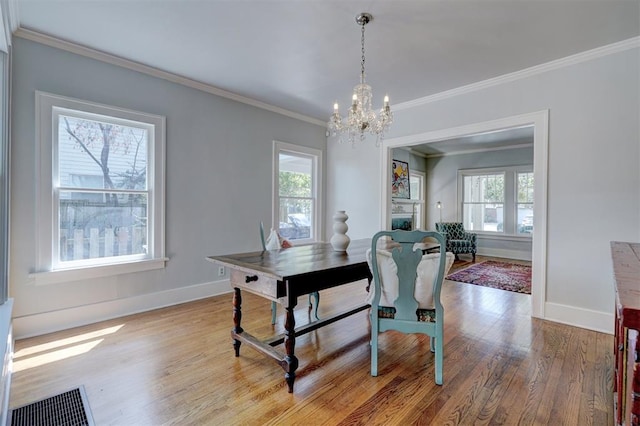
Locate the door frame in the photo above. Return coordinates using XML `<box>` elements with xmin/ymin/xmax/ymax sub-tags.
<box><xmin>380</xmin><ymin>110</ymin><xmax>549</xmax><ymax>319</ymax></box>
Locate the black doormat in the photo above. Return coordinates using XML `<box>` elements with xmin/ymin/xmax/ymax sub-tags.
<box><xmin>8</xmin><ymin>386</ymin><xmax>95</xmax><ymax>426</ymax></box>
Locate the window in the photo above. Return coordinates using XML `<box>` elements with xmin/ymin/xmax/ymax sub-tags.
<box><xmin>461</xmin><ymin>173</ymin><xmax>505</xmax><ymax>232</ymax></box>
<box><xmin>409</xmin><ymin>171</ymin><xmax>425</xmax><ymax>229</ymax></box>
<box><xmin>273</xmin><ymin>141</ymin><xmax>322</xmax><ymax>244</ymax></box>
<box><xmin>459</xmin><ymin>166</ymin><xmax>533</xmax><ymax>236</ymax></box>
<box><xmin>34</xmin><ymin>92</ymin><xmax>166</xmax><ymax>283</ymax></box>
<box><xmin>517</xmin><ymin>172</ymin><xmax>534</xmax><ymax>234</ymax></box>
<box><xmin>0</xmin><ymin>51</ymin><xmax>7</xmax><ymax>302</ymax></box>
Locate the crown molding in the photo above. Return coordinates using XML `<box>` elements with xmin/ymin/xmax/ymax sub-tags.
<box><xmin>394</xmin><ymin>36</ymin><xmax>640</xmax><ymax>111</ymax></box>
<box><xmin>14</xmin><ymin>27</ymin><xmax>327</xmax><ymax>128</ymax></box>
<box><xmin>399</xmin><ymin>141</ymin><xmax>533</xmax><ymax>159</ymax></box>
<box><xmin>420</xmin><ymin>142</ymin><xmax>534</xmax><ymax>159</ymax></box>
<box><xmin>0</xmin><ymin>0</ymin><xmax>18</xmax><ymax>52</ymax></box>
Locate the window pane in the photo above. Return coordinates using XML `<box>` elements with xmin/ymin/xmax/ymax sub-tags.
<box><xmin>58</xmin><ymin>115</ymin><xmax>148</xmax><ymax>190</ymax></box>
<box><xmin>517</xmin><ymin>205</ymin><xmax>534</xmax><ymax>234</ymax></box>
<box><xmin>517</xmin><ymin>172</ymin><xmax>534</xmax><ymax>234</ymax></box>
<box><xmin>409</xmin><ymin>174</ymin><xmax>422</xmax><ymax>229</ymax></box>
<box><xmin>59</xmin><ymin>191</ymin><xmax>148</xmax><ymax>262</ymax></box>
<box><xmin>463</xmin><ymin>173</ymin><xmax>504</xmax><ymax>232</ymax></box>
<box><xmin>278</xmin><ymin>198</ymin><xmax>312</xmax><ymax>241</ymax></box>
<box><xmin>409</xmin><ymin>176</ymin><xmax>420</xmax><ymax>201</ymax></box>
<box><xmin>463</xmin><ymin>203</ymin><xmax>504</xmax><ymax>232</ymax></box>
<box><xmin>464</xmin><ymin>174</ymin><xmax>504</xmax><ymax>203</ymax></box>
<box><xmin>279</xmin><ymin>153</ymin><xmax>311</xmax><ymax>198</ymax></box>
<box><xmin>517</xmin><ymin>172</ymin><xmax>534</xmax><ymax>203</ymax></box>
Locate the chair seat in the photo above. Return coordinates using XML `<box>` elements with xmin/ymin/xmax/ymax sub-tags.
<box><xmin>377</xmin><ymin>306</ymin><xmax>436</xmax><ymax>323</ymax></box>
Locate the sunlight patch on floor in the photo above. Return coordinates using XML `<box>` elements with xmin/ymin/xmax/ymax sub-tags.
<box><xmin>12</xmin><ymin>324</ymin><xmax>125</xmax><ymax>372</ymax></box>
<box><xmin>13</xmin><ymin>339</ymin><xmax>104</xmax><ymax>372</ymax></box>
<box><xmin>14</xmin><ymin>324</ymin><xmax>124</xmax><ymax>358</ymax></box>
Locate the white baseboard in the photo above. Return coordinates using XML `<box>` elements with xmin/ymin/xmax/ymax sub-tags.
<box><xmin>544</xmin><ymin>301</ymin><xmax>614</xmax><ymax>334</ymax></box>
<box><xmin>13</xmin><ymin>280</ymin><xmax>231</xmax><ymax>339</ymax></box>
<box><xmin>477</xmin><ymin>247</ymin><xmax>532</xmax><ymax>261</ymax></box>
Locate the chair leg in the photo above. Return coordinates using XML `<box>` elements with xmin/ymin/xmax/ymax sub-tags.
<box><xmin>271</xmin><ymin>301</ymin><xmax>277</xmax><ymax>325</ymax></box>
<box><xmin>472</xmin><ymin>253</ymin><xmax>476</xmax><ymax>263</ymax></box>
<box><xmin>308</xmin><ymin>291</ymin><xmax>320</xmax><ymax>321</ymax></box>
<box><xmin>434</xmin><ymin>325</ymin><xmax>443</xmax><ymax>385</ymax></box>
<box><xmin>370</xmin><ymin>309</ymin><xmax>379</xmax><ymax>377</ymax></box>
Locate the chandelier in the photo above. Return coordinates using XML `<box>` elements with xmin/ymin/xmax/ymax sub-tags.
<box><xmin>328</xmin><ymin>12</ymin><xmax>393</xmax><ymax>145</ymax></box>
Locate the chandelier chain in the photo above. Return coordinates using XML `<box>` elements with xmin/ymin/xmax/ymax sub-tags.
<box><xmin>361</xmin><ymin>21</ymin><xmax>366</xmax><ymax>84</ymax></box>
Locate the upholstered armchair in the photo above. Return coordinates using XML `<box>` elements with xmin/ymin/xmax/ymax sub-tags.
<box><xmin>435</xmin><ymin>222</ymin><xmax>477</xmax><ymax>262</ymax></box>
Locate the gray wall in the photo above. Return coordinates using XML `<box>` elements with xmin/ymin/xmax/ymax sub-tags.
<box><xmin>390</xmin><ymin>148</ymin><xmax>427</xmax><ymax>174</ymax></box>
<box><xmin>327</xmin><ymin>45</ymin><xmax>639</xmax><ymax>333</ymax></box>
<box><xmin>426</xmin><ymin>146</ymin><xmax>534</xmax><ymax>259</ymax></box>
<box><xmin>10</xmin><ymin>37</ymin><xmax>326</xmax><ymax>337</ymax></box>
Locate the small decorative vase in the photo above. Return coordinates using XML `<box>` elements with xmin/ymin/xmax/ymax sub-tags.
<box><xmin>330</xmin><ymin>210</ymin><xmax>350</xmax><ymax>252</ymax></box>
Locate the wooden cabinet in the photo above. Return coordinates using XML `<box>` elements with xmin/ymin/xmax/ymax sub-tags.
<box><xmin>612</xmin><ymin>241</ymin><xmax>640</xmax><ymax>426</ymax></box>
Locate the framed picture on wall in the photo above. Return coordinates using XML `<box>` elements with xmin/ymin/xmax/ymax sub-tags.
<box><xmin>391</xmin><ymin>159</ymin><xmax>410</xmax><ymax>199</ymax></box>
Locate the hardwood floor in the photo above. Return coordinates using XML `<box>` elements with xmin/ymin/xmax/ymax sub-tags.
<box><xmin>9</xmin><ymin>256</ymin><xmax>613</xmax><ymax>425</ymax></box>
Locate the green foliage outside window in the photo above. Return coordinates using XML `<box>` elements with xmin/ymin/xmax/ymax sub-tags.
<box><xmin>279</xmin><ymin>171</ymin><xmax>311</xmax><ymax>197</ymax></box>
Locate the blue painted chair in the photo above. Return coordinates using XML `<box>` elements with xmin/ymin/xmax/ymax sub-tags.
<box><xmin>367</xmin><ymin>230</ymin><xmax>453</xmax><ymax>384</ymax></box>
<box><xmin>260</xmin><ymin>222</ymin><xmax>320</xmax><ymax>324</ymax></box>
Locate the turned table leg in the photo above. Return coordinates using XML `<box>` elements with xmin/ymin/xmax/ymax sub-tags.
<box><xmin>232</xmin><ymin>287</ymin><xmax>243</xmax><ymax>357</ymax></box>
<box><xmin>284</xmin><ymin>304</ymin><xmax>299</xmax><ymax>393</ymax></box>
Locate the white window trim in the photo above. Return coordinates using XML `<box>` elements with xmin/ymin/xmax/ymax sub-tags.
<box><xmin>409</xmin><ymin>170</ymin><xmax>425</xmax><ymax>230</ymax></box>
<box><xmin>32</xmin><ymin>91</ymin><xmax>167</xmax><ymax>285</ymax></box>
<box><xmin>457</xmin><ymin>165</ymin><xmax>533</xmax><ymax>239</ymax></box>
<box><xmin>272</xmin><ymin>141</ymin><xmax>323</xmax><ymax>245</ymax></box>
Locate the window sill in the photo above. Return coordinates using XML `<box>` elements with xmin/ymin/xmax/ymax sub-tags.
<box><xmin>29</xmin><ymin>258</ymin><xmax>169</xmax><ymax>285</ymax></box>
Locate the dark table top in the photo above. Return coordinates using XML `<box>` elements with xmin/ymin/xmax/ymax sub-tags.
<box><xmin>208</xmin><ymin>238</ymin><xmax>372</xmax><ymax>281</ymax></box>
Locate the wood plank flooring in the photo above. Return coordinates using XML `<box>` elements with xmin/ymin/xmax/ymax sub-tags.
<box><xmin>9</xmin><ymin>256</ymin><xmax>614</xmax><ymax>425</ymax></box>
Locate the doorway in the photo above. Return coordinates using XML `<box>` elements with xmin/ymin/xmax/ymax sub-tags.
<box><xmin>381</xmin><ymin>111</ymin><xmax>548</xmax><ymax>319</ymax></box>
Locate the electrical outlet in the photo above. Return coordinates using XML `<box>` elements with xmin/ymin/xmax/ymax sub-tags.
<box><xmin>218</xmin><ymin>266</ymin><xmax>225</xmax><ymax>276</ymax></box>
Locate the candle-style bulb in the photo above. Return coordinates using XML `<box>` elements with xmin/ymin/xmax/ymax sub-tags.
<box><xmin>352</xmin><ymin>94</ymin><xmax>358</xmax><ymax>105</ymax></box>
<box><xmin>384</xmin><ymin>95</ymin><xmax>389</xmax><ymax>106</ymax></box>
<box><xmin>333</xmin><ymin>103</ymin><xmax>339</xmax><ymax>112</ymax></box>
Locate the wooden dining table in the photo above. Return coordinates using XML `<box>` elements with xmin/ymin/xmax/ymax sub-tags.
<box><xmin>207</xmin><ymin>238</ymin><xmax>373</xmax><ymax>393</ymax></box>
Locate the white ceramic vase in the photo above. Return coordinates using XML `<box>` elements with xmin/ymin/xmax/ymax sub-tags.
<box><xmin>330</xmin><ymin>210</ymin><xmax>350</xmax><ymax>252</ymax></box>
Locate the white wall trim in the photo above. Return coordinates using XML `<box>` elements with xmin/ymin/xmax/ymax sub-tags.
<box><xmin>14</xmin><ymin>27</ymin><xmax>326</xmax><ymax>128</ymax></box>
<box><xmin>544</xmin><ymin>302</ymin><xmax>614</xmax><ymax>335</ymax></box>
<box><xmin>394</xmin><ymin>36</ymin><xmax>640</xmax><ymax>111</ymax></box>
<box><xmin>477</xmin><ymin>247</ymin><xmax>531</xmax><ymax>262</ymax></box>
<box><xmin>13</xmin><ymin>280</ymin><xmax>231</xmax><ymax>339</ymax></box>
<box><xmin>426</xmin><ymin>143</ymin><xmax>534</xmax><ymax>159</ymax></box>
<box><xmin>382</xmin><ymin>110</ymin><xmax>549</xmax><ymax>321</ymax></box>
<box><xmin>0</xmin><ymin>299</ymin><xmax>12</xmax><ymax>426</ymax></box>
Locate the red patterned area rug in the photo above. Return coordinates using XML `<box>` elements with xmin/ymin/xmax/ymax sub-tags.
<box><xmin>446</xmin><ymin>261</ymin><xmax>532</xmax><ymax>294</ymax></box>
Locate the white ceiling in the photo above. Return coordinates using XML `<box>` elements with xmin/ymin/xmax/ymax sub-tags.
<box><xmin>15</xmin><ymin>0</ymin><xmax>640</xmax><ymax>126</ymax></box>
<box><xmin>407</xmin><ymin>125</ymin><xmax>534</xmax><ymax>157</ymax></box>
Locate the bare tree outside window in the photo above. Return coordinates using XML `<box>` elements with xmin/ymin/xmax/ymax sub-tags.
<box><xmin>57</xmin><ymin>114</ymin><xmax>149</xmax><ymax>262</ymax></box>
